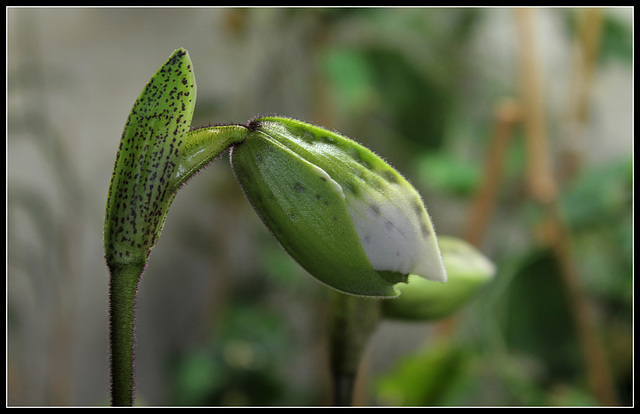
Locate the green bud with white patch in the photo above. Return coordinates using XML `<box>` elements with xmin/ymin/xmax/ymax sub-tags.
<box><xmin>231</xmin><ymin>117</ymin><xmax>447</xmax><ymax>297</ymax></box>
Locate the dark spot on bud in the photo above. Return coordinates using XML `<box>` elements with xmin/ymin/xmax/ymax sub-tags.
<box><xmin>350</xmin><ymin>148</ymin><xmax>373</xmax><ymax>170</ymax></box>
<box><xmin>300</xmin><ymin>129</ymin><xmax>316</xmax><ymax>144</ymax></box>
<box><xmin>345</xmin><ymin>181</ymin><xmax>359</xmax><ymax>196</ymax></box>
<box><xmin>421</xmin><ymin>222</ymin><xmax>430</xmax><ymax>238</ymax></box>
<box><xmin>382</xmin><ymin>170</ymin><xmax>399</xmax><ymax>184</ymax></box>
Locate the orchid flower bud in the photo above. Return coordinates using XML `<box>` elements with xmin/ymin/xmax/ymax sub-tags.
<box><xmin>231</xmin><ymin>117</ymin><xmax>447</xmax><ymax>297</ymax></box>
<box><xmin>382</xmin><ymin>236</ymin><xmax>496</xmax><ymax>320</ymax></box>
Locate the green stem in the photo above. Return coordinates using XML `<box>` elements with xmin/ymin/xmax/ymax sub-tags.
<box><xmin>328</xmin><ymin>291</ymin><xmax>381</xmax><ymax>406</ymax></box>
<box><xmin>108</xmin><ymin>259</ymin><xmax>146</xmax><ymax>406</ymax></box>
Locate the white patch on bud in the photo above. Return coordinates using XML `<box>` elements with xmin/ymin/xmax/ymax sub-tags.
<box><xmin>346</xmin><ymin>190</ymin><xmax>447</xmax><ymax>283</ymax></box>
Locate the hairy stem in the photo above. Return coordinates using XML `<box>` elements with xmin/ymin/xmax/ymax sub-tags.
<box><xmin>108</xmin><ymin>260</ymin><xmax>146</xmax><ymax>406</ymax></box>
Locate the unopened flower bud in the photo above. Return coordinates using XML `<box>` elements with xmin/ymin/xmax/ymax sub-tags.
<box><xmin>231</xmin><ymin>117</ymin><xmax>447</xmax><ymax>297</ymax></box>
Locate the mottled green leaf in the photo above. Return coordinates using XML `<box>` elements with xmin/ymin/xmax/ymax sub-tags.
<box><xmin>104</xmin><ymin>48</ymin><xmax>196</xmax><ymax>268</ymax></box>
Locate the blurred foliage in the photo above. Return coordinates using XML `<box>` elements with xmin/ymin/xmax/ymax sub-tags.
<box><xmin>561</xmin><ymin>8</ymin><xmax>633</xmax><ymax>66</ymax></box>
<box><xmin>374</xmin><ymin>156</ymin><xmax>632</xmax><ymax>406</ymax></box>
<box><xmin>168</xmin><ymin>304</ymin><xmax>293</xmax><ymax>406</ymax></box>
<box><xmin>562</xmin><ymin>159</ymin><xmax>633</xmax><ymax>307</ymax></box>
<box><xmin>319</xmin><ymin>8</ymin><xmax>481</xmax><ymax>152</ymax></box>
<box><xmin>416</xmin><ymin>151</ymin><xmax>482</xmax><ymax>196</ymax></box>
<box><xmin>376</xmin><ymin>340</ymin><xmax>474</xmax><ymax>406</ymax></box>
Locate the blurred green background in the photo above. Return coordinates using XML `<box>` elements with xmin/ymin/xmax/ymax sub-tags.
<box><xmin>7</xmin><ymin>7</ymin><xmax>632</xmax><ymax>406</ymax></box>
